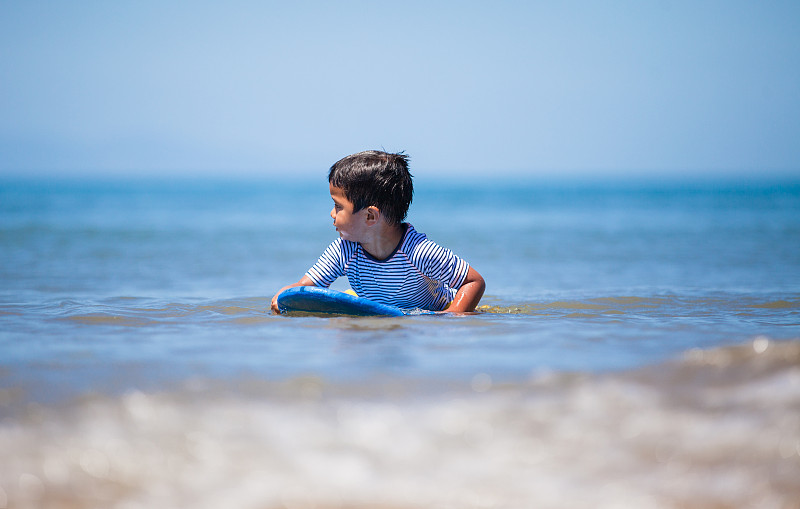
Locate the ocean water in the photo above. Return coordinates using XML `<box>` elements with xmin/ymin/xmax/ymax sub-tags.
<box><xmin>1</xmin><ymin>176</ymin><xmax>799</xmax><ymax>508</ymax></box>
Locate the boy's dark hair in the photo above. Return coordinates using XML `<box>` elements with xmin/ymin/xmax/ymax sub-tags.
<box><xmin>328</xmin><ymin>150</ymin><xmax>413</xmax><ymax>225</ymax></box>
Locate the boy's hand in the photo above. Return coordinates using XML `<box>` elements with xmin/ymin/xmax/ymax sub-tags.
<box><xmin>270</xmin><ymin>276</ymin><xmax>316</xmax><ymax>314</ymax></box>
<box><xmin>269</xmin><ymin>291</ymin><xmax>284</xmax><ymax>314</ymax></box>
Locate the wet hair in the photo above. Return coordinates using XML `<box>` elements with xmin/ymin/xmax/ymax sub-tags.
<box><xmin>328</xmin><ymin>150</ymin><xmax>413</xmax><ymax>225</ymax></box>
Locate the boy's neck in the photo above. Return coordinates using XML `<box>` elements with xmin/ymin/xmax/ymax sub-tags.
<box><xmin>360</xmin><ymin>222</ymin><xmax>406</xmax><ymax>261</ymax></box>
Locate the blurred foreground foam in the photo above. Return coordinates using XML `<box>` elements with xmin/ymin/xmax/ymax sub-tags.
<box><xmin>2</xmin><ymin>338</ymin><xmax>798</xmax><ymax>509</ymax></box>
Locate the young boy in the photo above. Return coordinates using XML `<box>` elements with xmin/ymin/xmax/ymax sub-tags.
<box><xmin>270</xmin><ymin>150</ymin><xmax>485</xmax><ymax>313</ymax></box>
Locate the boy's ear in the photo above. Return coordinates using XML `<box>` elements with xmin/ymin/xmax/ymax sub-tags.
<box><xmin>365</xmin><ymin>206</ymin><xmax>380</xmax><ymax>225</ymax></box>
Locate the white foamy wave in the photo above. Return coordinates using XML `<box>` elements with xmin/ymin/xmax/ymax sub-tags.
<box><xmin>2</xmin><ymin>339</ymin><xmax>799</xmax><ymax>509</ymax></box>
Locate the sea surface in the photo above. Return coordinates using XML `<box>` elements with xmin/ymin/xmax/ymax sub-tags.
<box><xmin>1</xmin><ymin>175</ymin><xmax>799</xmax><ymax>508</ymax></box>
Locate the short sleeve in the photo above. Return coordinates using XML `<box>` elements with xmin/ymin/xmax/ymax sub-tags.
<box><xmin>306</xmin><ymin>239</ymin><xmax>346</xmax><ymax>287</ymax></box>
<box><xmin>412</xmin><ymin>239</ymin><xmax>470</xmax><ymax>291</ymax></box>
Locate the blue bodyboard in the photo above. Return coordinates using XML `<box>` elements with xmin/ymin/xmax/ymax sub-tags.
<box><xmin>277</xmin><ymin>286</ymin><xmax>428</xmax><ymax>317</ymax></box>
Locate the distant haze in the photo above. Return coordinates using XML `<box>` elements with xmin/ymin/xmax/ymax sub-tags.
<box><xmin>2</xmin><ymin>1</ymin><xmax>799</xmax><ymax>177</ymax></box>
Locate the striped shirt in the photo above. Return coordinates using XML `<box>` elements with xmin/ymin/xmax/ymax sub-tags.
<box><xmin>306</xmin><ymin>224</ymin><xmax>470</xmax><ymax>311</ymax></box>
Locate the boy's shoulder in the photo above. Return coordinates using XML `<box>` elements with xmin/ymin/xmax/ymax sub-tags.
<box><xmin>401</xmin><ymin>224</ymin><xmax>457</xmax><ymax>260</ymax></box>
<box><xmin>328</xmin><ymin>236</ymin><xmax>359</xmax><ymax>258</ymax></box>
<box><xmin>399</xmin><ymin>223</ymin><xmax>428</xmax><ymax>249</ymax></box>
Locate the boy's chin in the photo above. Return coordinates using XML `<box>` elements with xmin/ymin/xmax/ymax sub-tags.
<box><xmin>338</xmin><ymin>232</ymin><xmax>360</xmax><ymax>243</ymax></box>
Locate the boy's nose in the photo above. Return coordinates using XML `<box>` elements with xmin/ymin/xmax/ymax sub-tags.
<box><xmin>330</xmin><ymin>207</ymin><xmax>336</xmax><ymax>220</ymax></box>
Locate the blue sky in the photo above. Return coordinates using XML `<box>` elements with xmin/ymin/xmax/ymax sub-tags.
<box><xmin>1</xmin><ymin>1</ymin><xmax>799</xmax><ymax>177</ymax></box>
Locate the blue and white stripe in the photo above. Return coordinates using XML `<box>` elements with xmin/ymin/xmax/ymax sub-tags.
<box><xmin>306</xmin><ymin>224</ymin><xmax>469</xmax><ymax>311</ymax></box>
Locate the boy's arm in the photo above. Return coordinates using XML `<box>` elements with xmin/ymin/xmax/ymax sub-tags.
<box><xmin>446</xmin><ymin>266</ymin><xmax>485</xmax><ymax>313</ymax></box>
<box><xmin>270</xmin><ymin>275</ymin><xmax>316</xmax><ymax>314</ymax></box>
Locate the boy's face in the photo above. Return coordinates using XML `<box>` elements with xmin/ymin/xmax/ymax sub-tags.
<box><xmin>329</xmin><ymin>184</ymin><xmax>368</xmax><ymax>242</ymax></box>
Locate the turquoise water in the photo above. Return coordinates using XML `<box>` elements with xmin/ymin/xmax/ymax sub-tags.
<box><xmin>1</xmin><ymin>176</ymin><xmax>799</xmax><ymax>508</ymax></box>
